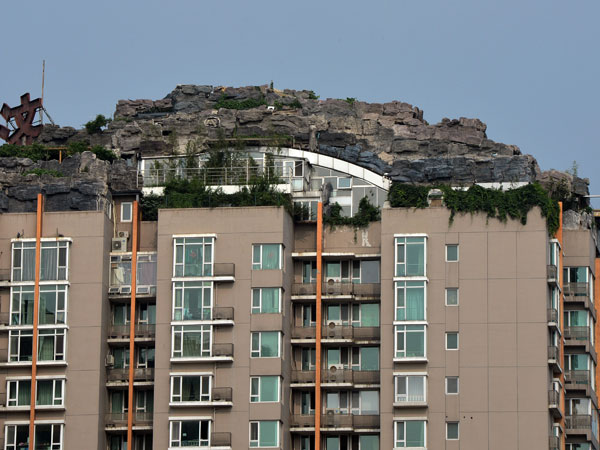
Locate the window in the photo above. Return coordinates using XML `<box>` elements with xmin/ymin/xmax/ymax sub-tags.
<box><xmin>172</xmin><ymin>325</ymin><xmax>212</xmax><ymax>358</ymax></box>
<box><xmin>301</xmin><ymin>304</ymin><xmax>316</xmax><ymax>327</ymax></box>
<box><xmin>170</xmin><ymin>420</ymin><xmax>210</xmax><ymax>447</ymax></box>
<box><xmin>338</xmin><ymin>177</ymin><xmax>352</xmax><ymax>189</ymax></box>
<box><xmin>7</xmin><ymin>379</ymin><xmax>31</xmax><ymax>406</ymax></box>
<box><xmin>121</xmin><ymin>202</ymin><xmax>132</xmax><ymax>222</ymax></box>
<box><xmin>302</xmin><ymin>261</ymin><xmax>317</xmax><ymax>283</ymax></box>
<box><xmin>10</xmin><ymin>286</ymin><xmax>34</xmax><ymax>325</ymax></box>
<box><xmin>249</xmin><ymin>421</ymin><xmax>279</xmax><ymax>448</ymax></box>
<box><xmin>39</xmin><ymin>285</ymin><xmax>67</xmax><ymax>325</ymax></box>
<box><xmin>394</xmin><ymin>420</ymin><xmax>426</xmax><ymax>448</ymax></box>
<box><xmin>294</xmin><ymin>200</ymin><xmax>319</xmax><ymax>221</ymax></box>
<box><xmin>9</xmin><ymin>329</ymin><xmax>33</xmax><ymax>362</ymax></box>
<box><xmin>250</xmin><ymin>376</ymin><xmax>279</xmax><ymax>402</ymax></box>
<box><xmin>11</xmin><ymin>241</ymin><xmax>36</xmax><ymax>282</ymax></box>
<box><xmin>37</xmin><ymin>379</ymin><xmax>64</xmax><ymax>406</ymax></box>
<box><xmin>252</xmin><ymin>244</ymin><xmax>282</xmax><ymax>270</ymax></box>
<box><xmin>446</xmin><ymin>332</ymin><xmax>459</xmax><ymax>350</ymax></box>
<box><xmin>112</xmin><ymin>347</ymin><xmax>130</xmax><ymax>369</ymax></box>
<box><xmin>395</xmin><ymin>236</ymin><xmax>426</xmax><ymax>277</ymax></box>
<box><xmin>395</xmin><ymin>375</ymin><xmax>426</xmax><ymax>403</ymax></box>
<box><xmin>446</xmin><ymin>422</ymin><xmax>459</xmax><ymax>440</ymax></box>
<box><xmin>252</xmin><ymin>288</ymin><xmax>281</xmax><ymax>314</ymax></box>
<box><xmin>446</xmin><ymin>288</ymin><xmax>458</xmax><ymax>306</ymax></box>
<box><xmin>446</xmin><ymin>244</ymin><xmax>459</xmax><ymax>262</ymax></box>
<box><xmin>395</xmin><ymin>325</ymin><xmax>426</xmax><ymax>358</ymax></box>
<box><xmin>174</xmin><ymin>237</ymin><xmax>214</xmax><ymax>277</ymax></box>
<box><xmin>359</xmin><ymin>435</ymin><xmax>378</xmax><ymax>450</ymax></box>
<box><xmin>171</xmin><ymin>375</ymin><xmax>211</xmax><ymax>402</ymax></box>
<box><xmin>395</xmin><ymin>281</ymin><xmax>425</xmax><ymax>321</ymax></box>
<box><xmin>173</xmin><ymin>281</ymin><xmax>213</xmax><ymax>320</ymax></box>
<box><xmin>38</xmin><ymin>329</ymin><xmax>66</xmax><ymax>361</ymax></box>
<box><xmin>301</xmin><ymin>347</ymin><xmax>316</xmax><ymax>370</ymax></box>
<box><xmin>137</xmin><ymin>347</ymin><xmax>155</xmax><ymax>368</ymax></box>
<box><xmin>446</xmin><ymin>376</ymin><xmax>459</xmax><ymax>394</ymax></box>
<box><xmin>5</xmin><ymin>424</ymin><xmax>63</xmax><ymax>450</ymax></box>
<box><xmin>40</xmin><ymin>241</ymin><xmax>69</xmax><ymax>280</ymax></box>
<box><xmin>251</xmin><ymin>332</ymin><xmax>280</xmax><ymax>358</ymax></box>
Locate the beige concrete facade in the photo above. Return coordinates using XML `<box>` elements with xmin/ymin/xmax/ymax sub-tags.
<box><xmin>0</xmin><ymin>200</ymin><xmax>596</xmax><ymax>450</ymax></box>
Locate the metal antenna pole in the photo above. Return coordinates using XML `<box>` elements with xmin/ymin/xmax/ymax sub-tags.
<box><xmin>41</xmin><ymin>60</ymin><xmax>45</xmax><ymax>125</ymax></box>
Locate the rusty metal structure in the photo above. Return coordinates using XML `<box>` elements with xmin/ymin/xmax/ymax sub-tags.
<box><xmin>0</xmin><ymin>93</ymin><xmax>43</xmax><ymax>145</ymax></box>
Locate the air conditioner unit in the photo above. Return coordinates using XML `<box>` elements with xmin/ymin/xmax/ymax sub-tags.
<box><xmin>329</xmin><ymin>364</ymin><xmax>344</xmax><ymax>372</ymax></box>
<box><xmin>117</xmin><ymin>231</ymin><xmax>129</xmax><ymax>239</ymax></box>
<box><xmin>328</xmin><ymin>321</ymin><xmax>338</xmax><ymax>338</ymax></box>
<box><xmin>326</xmin><ymin>409</ymin><xmax>336</xmax><ymax>416</ymax></box>
<box><xmin>105</xmin><ymin>354</ymin><xmax>115</xmax><ymax>367</ymax></box>
<box><xmin>112</xmin><ymin>238</ymin><xmax>127</xmax><ymax>252</ymax></box>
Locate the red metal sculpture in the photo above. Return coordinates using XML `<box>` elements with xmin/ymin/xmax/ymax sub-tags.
<box><xmin>0</xmin><ymin>93</ymin><xmax>43</xmax><ymax>145</ymax></box>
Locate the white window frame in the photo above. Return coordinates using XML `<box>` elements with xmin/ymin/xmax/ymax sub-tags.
<box><xmin>10</xmin><ymin>285</ymin><xmax>35</xmax><ymax>326</ymax></box>
<box><xmin>394</xmin><ymin>235</ymin><xmax>427</xmax><ymax>278</ymax></box>
<box><xmin>36</xmin><ymin>379</ymin><xmax>65</xmax><ymax>406</ymax></box>
<box><xmin>445</xmin><ymin>332</ymin><xmax>459</xmax><ymax>350</ymax></box>
<box><xmin>4</xmin><ymin>423</ymin><xmax>64</xmax><ymax>450</ymax></box>
<box><xmin>38</xmin><ymin>285</ymin><xmax>68</xmax><ymax>325</ymax></box>
<box><xmin>170</xmin><ymin>374</ymin><xmax>212</xmax><ymax>403</ymax></box>
<box><xmin>394</xmin><ymin>325</ymin><xmax>427</xmax><ymax>359</ymax></box>
<box><xmin>7</xmin><ymin>379</ymin><xmax>31</xmax><ymax>407</ymax></box>
<box><xmin>445</xmin><ymin>244</ymin><xmax>459</xmax><ymax>262</ymax></box>
<box><xmin>8</xmin><ymin>329</ymin><xmax>33</xmax><ymax>362</ymax></box>
<box><xmin>394</xmin><ymin>419</ymin><xmax>427</xmax><ymax>449</ymax></box>
<box><xmin>173</xmin><ymin>237</ymin><xmax>214</xmax><ymax>278</ymax></box>
<box><xmin>172</xmin><ymin>281</ymin><xmax>213</xmax><ymax>321</ymax></box>
<box><xmin>252</xmin><ymin>244</ymin><xmax>283</xmax><ymax>270</ymax></box>
<box><xmin>446</xmin><ymin>421</ymin><xmax>459</xmax><ymax>440</ymax></box>
<box><xmin>250</xmin><ymin>376</ymin><xmax>280</xmax><ymax>403</ymax></box>
<box><xmin>249</xmin><ymin>421</ymin><xmax>280</xmax><ymax>448</ymax></box>
<box><xmin>251</xmin><ymin>288</ymin><xmax>281</xmax><ymax>314</ymax></box>
<box><xmin>445</xmin><ymin>376</ymin><xmax>459</xmax><ymax>395</ymax></box>
<box><xmin>121</xmin><ymin>202</ymin><xmax>133</xmax><ymax>223</ymax></box>
<box><xmin>445</xmin><ymin>287</ymin><xmax>459</xmax><ymax>306</ymax></box>
<box><xmin>394</xmin><ymin>281</ymin><xmax>427</xmax><ymax>322</ymax></box>
<box><xmin>169</xmin><ymin>418</ymin><xmax>211</xmax><ymax>447</ymax></box>
<box><xmin>250</xmin><ymin>332</ymin><xmax>281</xmax><ymax>358</ymax></box>
<box><xmin>38</xmin><ymin>328</ymin><xmax>66</xmax><ymax>361</ymax></box>
<box><xmin>11</xmin><ymin>241</ymin><xmax>36</xmax><ymax>282</ymax></box>
<box><xmin>394</xmin><ymin>374</ymin><xmax>427</xmax><ymax>403</ymax></box>
<box><xmin>40</xmin><ymin>241</ymin><xmax>70</xmax><ymax>281</ymax></box>
<box><xmin>171</xmin><ymin>325</ymin><xmax>212</xmax><ymax>358</ymax></box>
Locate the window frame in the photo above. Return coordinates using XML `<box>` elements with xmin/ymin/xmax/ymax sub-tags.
<box><xmin>10</xmin><ymin>285</ymin><xmax>35</xmax><ymax>326</ymax></box>
<box><xmin>445</xmin><ymin>244</ymin><xmax>459</xmax><ymax>262</ymax></box>
<box><xmin>249</xmin><ymin>420</ymin><xmax>280</xmax><ymax>448</ymax></box>
<box><xmin>251</xmin><ymin>288</ymin><xmax>282</xmax><ymax>314</ymax></box>
<box><xmin>394</xmin><ymin>325</ymin><xmax>427</xmax><ymax>359</ymax></box>
<box><xmin>169</xmin><ymin>419</ymin><xmax>211</xmax><ymax>447</ymax></box>
<box><xmin>252</xmin><ymin>244</ymin><xmax>283</xmax><ymax>270</ymax></box>
<box><xmin>394</xmin><ymin>235</ymin><xmax>427</xmax><ymax>278</ymax></box>
<box><xmin>38</xmin><ymin>328</ymin><xmax>66</xmax><ymax>361</ymax></box>
<box><xmin>121</xmin><ymin>202</ymin><xmax>133</xmax><ymax>223</ymax></box>
<box><xmin>445</xmin><ymin>376</ymin><xmax>459</xmax><ymax>395</ymax></box>
<box><xmin>39</xmin><ymin>285</ymin><xmax>68</xmax><ymax>326</ymax></box>
<box><xmin>6</xmin><ymin>379</ymin><xmax>31</xmax><ymax>407</ymax></box>
<box><xmin>250</xmin><ymin>376</ymin><xmax>280</xmax><ymax>403</ymax></box>
<box><xmin>394</xmin><ymin>374</ymin><xmax>427</xmax><ymax>403</ymax></box>
<box><xmin>170</xmin><ymin>374</ymin><xmax>212</xmax><ymax>403</ymax></box>
<box><xmin>394</xmin><ymin>281</ymin><xmax>427</xmax><ymax>322</ymax></box>
<box><xmin>172</xmin><ymin>281</ymin><xmax>213</xmax><ymax>321</ymax></box>
<box><xmin>173</xmin><ymin>237</ymin><xmax>215</xmax><ymax>278</ymax></box>
<box><xmin>445</xmin><ymin>287</ymin><xmax>459</xmax><ymax>306</ymax></box>
<box><xmin>171</xmin><ymin>325</ymin><xmax>212</xmax><ymax>359</ymax></box>
<box><xmin>11</xmin><ymin>241</ymin><xmax>36</xmax><ymax>282</ymax></box>
<box><xmin>445</xmin><ymin>332</ymin><xmax>459</xmax><ymax>351</ymax></box>
<box><xmin>8</xmin><ymin>329</ymin><xmax>33</xmax><ymax>362</ymax></box>
<box><xmin>36</xmin><ymin>378</ymin><xmax>65</xmax><ymax>406</ymax></box>
<box><xmin>446</xmin><ymin>421</ymin><xmax>459</xmax><ymax>440</ymax></box>
<box><xmin>4</xmin><ymin>423</ymin><xmax>64</xmax><ymax>450</ymax></box>
<box><xmin>250</xmin><ymin>331</ymin><xmax>281</xmax><ymax>358</ymax></box>
<box><xmin>394</xmin><ymin>419</ymin><xmax>427</xmax><ymax>448</ymax></box>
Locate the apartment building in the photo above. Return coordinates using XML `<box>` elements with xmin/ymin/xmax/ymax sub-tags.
<box><xmin>0</xmin><ymin>149</ymin><xmax>598</xmax><ymax>450</ymax></box>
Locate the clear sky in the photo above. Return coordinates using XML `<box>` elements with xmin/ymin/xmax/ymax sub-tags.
<box><xmin>2</xmin><ymin>0</ymin><xmax>599</xmax><ymax>200</ymax></box>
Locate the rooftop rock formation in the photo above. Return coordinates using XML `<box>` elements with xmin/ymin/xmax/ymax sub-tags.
<box><xmin>34</xmin><ymin>84</ymin><xmax>587</xmax><ymax>192</ymax></box>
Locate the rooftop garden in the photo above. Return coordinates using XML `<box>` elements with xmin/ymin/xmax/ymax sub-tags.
<box><xmin>0</xmin><ymin>142</ymin><xmax>118</xmax><ymax>163</ymax></box>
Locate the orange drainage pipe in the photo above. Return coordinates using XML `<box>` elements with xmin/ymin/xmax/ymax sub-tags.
<box><xmin>557</xmin><ymin>202</ymin><xmax>566</xmax><ymax>450</ymax></box>
<box><xmin>29</xmin><ymin>193</ymin><xmax>44</xmax><ymax>447</ymax></box>
<box><xmin>315</xmin><ymin>202</ymin><xmax>323</xmax><ymax>450</ymax></box>
<box><xmin>127</xmin><ymin>201</ymin><xmax>140</xmax><ymax>447</ymax></box>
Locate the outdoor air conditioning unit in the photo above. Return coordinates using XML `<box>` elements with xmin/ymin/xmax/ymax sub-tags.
<box><xmin>112</xmin><ymin>238</ymin><xmax>127</xmax><ymax>252</ymax></box>
<box><xmin>105</xmin><ymin>354</ymin><xmax>115</xmax><ymax>367</ymax></box>
<box><xmin>326</xmin><ymin>279</ymin><xmax>336</xmax><ymax>294</ymax></box>
<box><xmin>117</xmin><ymin>231</ymin><xmax>129</xmax><ymax>239</ymax></box>
<box><xmin>328</xmin><ymin>321</ymin><xmax>338</xmax><ymax>338</ymax></box>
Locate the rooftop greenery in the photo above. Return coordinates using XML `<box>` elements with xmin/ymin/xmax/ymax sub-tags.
<box><xmin>388</xmin><ymin>183</ymin><xmax>561</xmax><ymax>236</ymax></box>
<box><xmin>0</xmin><ymin>142</ymin><xmax>117</xmax><ymax>163</ymax></box>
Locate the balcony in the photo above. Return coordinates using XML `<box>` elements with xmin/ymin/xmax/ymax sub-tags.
<box><xmin>213</xmin><ymin>263</ymin><xmax>235</xmax><ymax>279</ymax></box>
<box><xmin>134</xmin><ymin>412</ymin><xmax>153</xmax><ymax>426</ymax></box>
<box><xmin>548</xmin><ymin>345</ymin><xmax>561</xmax><ymax>373</ymax></box>
<box><xmin>321</xmin><ymin>368</ymin><xmax>380</xmax><ymax>385</ymax></box>
<box><xmin>548</xmin><ymin>389</ymin><xmax>562</xmax><ymax>418</ymax></box>
<box><xmin>213</xmin><ymin>343</ymin><xmax>234</xmax><ymax>358</ymax></box>
<box><xmin>212</xmin><ymin>307</ymin><xmax>234</xmax><ymax>323</ymax></box>
<box><xmin>291</xmin><ymin>326</ymin><xmax>316</xmax><ymax>340</ymax></box>
<box><xmin>291</xmin><ymin>282</ymin><xmax>380</xmax><ymax>300</ymax></box>
<box><xmin>547</xmin><ymin>308</ymin><xmax>559</xmax><ymax>326</ymax></box>
<box><xmin>547</xmin><ymin>265</ymin><xmax>558</xmax><ymax>284</ymax></box>
<box><xmin>548</xmin><ymin>435</ymin><xmax>560</xmax><ymax>450</ymax></box>
<box><xmin>320</xmin><ymin>413</ymin><xmax>380</xmax><ymax>430</ymax></box>
<box><xmin>566</xmin><ymin>414</ymin><xmax>592</xmax><ymax>432</ymax></box>
<box><xmin>291</xmin><ymin>414</ymin><xmax>315</xmax><ymax>429</ymax></box>
<box><xmin>321</xmin><ymin>324</ymin><xmax>380</xmax><ymax>342</ymax></box>
<box><xmin>565</xmin><ymin>370</ymin><xmax>591</xmax><ymax>392</ymax></box>
<box><xmin>211</xmin><ymin>387</ymin><xmax>233</xmax><ymax>403</ymax></box>
<box><xmin>564</xmin><ymin>326</ymin><xmax>597</xmax><ymax>361</ymax></box>
<box><xmin>564</xmin><ymin>283</ymin><xmax>595</xmax><ymax>318</ymax></box>
<box><xmin>105</xmin><ymin>412</ymin><xmax>128</xmax><ymax>427</ymax></box>
<box><xmin>393</xmin><ymin>393</ymin><xmax>427</xmax><ymax>408</ymax></box>
<box><xmin>106</xmin><ymin>367</ymin><xmax>155</xmax><ymax>383</ymax></box>
<box><xmin>291</xmin><ymin>370</ymin><xmax>316</xmax><ymax>384</ymax></box>
<box><xmin>107</xmin><ymin>324</ymin><xmax>156</xmax><ymax>340</ymax></box>
<box><xmin>211</xmin><ymin>432</ymin><xmax>232</xmax><ymax>447</ymax></box>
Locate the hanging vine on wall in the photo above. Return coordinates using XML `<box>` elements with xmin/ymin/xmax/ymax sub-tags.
<box><xmin>388</xmin><ymin>183</ymin><xmax>560</xmax><ymax>236</ymax></box>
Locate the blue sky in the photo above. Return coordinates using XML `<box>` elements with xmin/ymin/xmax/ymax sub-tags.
<box><xmin>1</xmin><ymin>0</ymin><xmax>599</xmax><ymax>199</ymax></box>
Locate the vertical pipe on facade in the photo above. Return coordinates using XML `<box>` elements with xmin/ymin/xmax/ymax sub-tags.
<box><xmin>127</xmin><ymin>201</ymin><xmax>140</xmax><ymax>448</ymax></box>
<box><xmin>315</xmin><ymin>202</ymin><xmax>323</xmax><ymax>450</ymax></box>
<box><xmin>29</xmin><ymin>194</ymin><xmax>44</xmax><ymax>448</ymax></box>
<box><xmin>557</xmin><ymin>202</ymin><xmax>566</xmax><ymax>449</ymax></box>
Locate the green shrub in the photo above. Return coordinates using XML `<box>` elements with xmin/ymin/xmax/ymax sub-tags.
<box><xmin>24</xmin><ymin>168</ymin><xmax>63</xmax><ymax>177</ymax></box>
<box><xmin>0</xmin><ymin>142</ymin><xmax>117</xmax><ymax>163</ymax></box>
<box><xmin>308</xmin><ymin>91</ymin><xmax>319</xmax><ymax>100</ymax></box>
<box><xmin>85</xmin><ymin>114</ymin><xmax>111</xmax><ymax>134</ymax></box>
<box><xmin>388</xmin><ymin>184</ymin><xmax>430</xmax><ymax>208</ymax></box>
<box><xmin>345</xmin><ymin>97</ymin><xmax>356</xmax><ymax>106</ymax></box>
<box><xmin>323</xmin><ymin>197</ymin><xmax>380</xmax><ymax>228</ymax></box>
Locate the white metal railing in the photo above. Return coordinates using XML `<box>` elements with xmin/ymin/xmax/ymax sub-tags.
<box><xmin>139</xmin><ymin>165</ymin><xmax>295</xmax><ymax>187</ymax></box>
